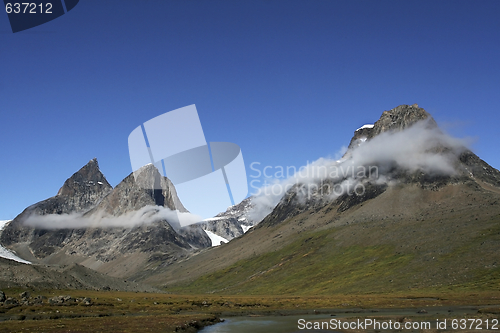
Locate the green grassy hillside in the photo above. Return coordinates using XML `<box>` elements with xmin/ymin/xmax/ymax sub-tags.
<box><xmin>156</xmin><ymin>183</ymin><xmax>500</xmax><ymax>295</ymax></box>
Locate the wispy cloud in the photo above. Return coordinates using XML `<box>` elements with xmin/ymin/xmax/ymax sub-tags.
<box><xmin>248</xmin><ymin>119</ymin><xmax>472</xmax><ymax>222</ymax></box>
<box><xmin>23</xmin><ymin>205</ymin><xmax>203</xmax><ymax>231</ymax></box>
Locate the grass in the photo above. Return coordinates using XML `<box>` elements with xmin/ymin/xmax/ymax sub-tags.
<box><xmin>2</xmin><ymin>186</ymin><xmax>499</xmax><ymax>331</ymax></box>
<box><xmin>164</xmin><ymin>228</ymin><xmax>413</xmax><ymax>295</ymax></box>
<box><xmin>165</xmin><ymin>209</ymin><xmax>500</xmax><ymax>296</ymax></box>
<box><xmin>166</xmin><ymin>229</ymin><xmax>416</xmax><ymax>295</ymax></box>
<box><xmin>2</xmin><ymin>218</ymin><xmax>498</xmax><ymax>331</ymax></box>
<box><xmin>0</xmin><ymin>313</ymin><xmax>217</xmax><ymax>333</ymax></box>
<box><xmin>0</xmin><ymin>290</ymin><xmax>221</xmax><ymax>333</ymax></box>
<box><xmin>1</xmin><ymin>289</ymin><xmax>500</xmax><ymax>332</ymax></box>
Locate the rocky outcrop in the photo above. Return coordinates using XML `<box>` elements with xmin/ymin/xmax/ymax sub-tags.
<box><xmin>458</xmin><ymin>150</ymin><xmax>500</xmax><ymax>187</ymax></box>
<box><xmin>56</xmin><ymin>158</ymin><xmax>113</xmax><ymax>211</ymax></box>
<box><xmin>201</xmin><ymin>197</ymin><xmax>254</xmax><ymax>240</ymax></box>
<box><xmin>89</xmin><ymin>164</ymin><xmax>187</xmax><ymax>217</ymax></box>
<box><xmin>347</xmin><ymin>104</ymin><xmax>435</xmax><ymax>151</ymax></box>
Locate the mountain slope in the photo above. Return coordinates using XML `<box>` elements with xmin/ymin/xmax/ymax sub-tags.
<box><xmin>140</xmin><ymin>105</ymin><xmax>500</xmax><ymax>294</ymax></box>
<box><xmin>1</xmin><ymin>160</ymin><xmax>210</xmax><ymax>279</ymax></box>
<box><xmin>154</xmin><ymin>182</ymin><xmax>500</xmax><ymax>294</ymax></box>
<box><xmin>0</xmin><ymin>257</ymin><xmax>157</xmax><ymax>292</ymax></box>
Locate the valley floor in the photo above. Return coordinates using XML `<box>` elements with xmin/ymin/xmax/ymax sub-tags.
<box><xmin>0</xmin><ymin>289</ymin><xmax>499</xmax><ymax>332</ymax></box>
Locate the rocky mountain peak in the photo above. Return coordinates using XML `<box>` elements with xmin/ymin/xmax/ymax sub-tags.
<box><xmin>201</xmin><ymin>197</ymin><xmax>255</xmax><ymax>241</ymax></box>
<box><xmin>57</xmin><ymin>158</ymin><xmax>112</xmax><ymax>198</ymax></box>
<box><xmin>1</xmin><ymin>159</ymin><xmax>210</xmax><ymax>268</ymax></box>
<box><xmin>342</xmin><ymin>104</ymin><xmax>500</xmax><ymax>187</ymax></box>
<box><xmin>0</xmin><ymin>158</ymin><xmax>113</xmax><ymax>247</ymax></box>
<box><xmin>347</xmin><ymin>104</ymin><xmax>437</xmax><ymax>151</ymax></box>
<box><xmin>90</xmin><ymin>163</ymin><xmax>187</xmax><ymax>217</ymax></box>
<box><xmin>374</xmin><ymin>104</ymin><xmax>435</xmax><ymax>133</ymax></box>
<box><xmin>262</xmin><ymin>104</ymin><xmax>500</xmax><ymax>227</ymax></box>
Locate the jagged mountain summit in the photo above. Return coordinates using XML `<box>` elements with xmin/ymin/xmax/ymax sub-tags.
<box><xmin>273</xmin><ymin>104</ymin><xmax>500</xmax><ymax>219</ymax></box>
<box><xmin>90</xmin><ymin>163</ymin><xmax>188</xmax><ymax>217</ymax></box>
<box><xmin>12</xmin><ymin>158</ymin><xmax>112</xmax><ymax>220</ymax></box>
<box><xmin>0</xmin><ymin>158</ymin><xmax>112</xmax><ymax>252</ymax></box>
<box><xmin>56</xmin><ymin>158</ymin><xmax>113</xmax><ymax>208</ymax></box>
<box><xmin>346</xmin><ymin>104</ymin><xmax>435</xmax><ymax>151</ymax></box>
<box><xmin>346</xmin><ymin>104</ymin><xmax>438</xmax><ymax>150</ymax></box>
<box><xmin>140</xmin><ymin>104</ymin><xmax>500</xmax><ymax>294</ymax></box>
<box><xmin>355</xmin><ymin>104</ymin><xmax>500</xmax><ymax>183</ymax></box>
<box><xmin>345</xmin><ymin>104</ymin><xmax>499</xmax><ymax>187</ymax></box>
<box><xmin>0</xmin><ymin>159</ymin><xmax>211</xmax><ymax>279</ymax></box>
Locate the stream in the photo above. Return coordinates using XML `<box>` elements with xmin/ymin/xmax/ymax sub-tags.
<box><xmin>199</xmin><ymin>305</ymin><xmax>487</xmax><ymax>332</ymax></box>
<box><xmin>199</xmin><ymin>314</ymin><xmax>334</xmax><ymax>333</ymax></box>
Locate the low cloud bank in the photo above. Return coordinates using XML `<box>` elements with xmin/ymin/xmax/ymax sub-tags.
<box><xmin>248</xmin><ymin>119</ymin><xmax>472</xmax><ymax>222</ymax></box>
<box><xmin>23</xmin><ymin>206</ymin><xmax>203</xmax><ymax>231</ymax></box>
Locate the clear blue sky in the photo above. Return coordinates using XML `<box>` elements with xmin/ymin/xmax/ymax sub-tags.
<box><xmin>1</xmin><ymin>0</ymin><xmax>499</xmax><ymax>219</ymax></box>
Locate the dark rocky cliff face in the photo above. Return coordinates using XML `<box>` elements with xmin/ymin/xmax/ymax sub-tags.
<box><xmin>458</xmin><ymin>151</ymin><xmax>500</xmax><ymax>187</ymax></box>
<box><xmin>0</xmin><ymin>158</ymin><xmax>112</xmax><ymax>246</ymax></box>
<box><xmin>56</xmin><ymin>158</ymin><xmax>113</xmax><ymax>211</ymax></box>
<box><xmin>347</xmin><ymin>104</ymin><xmax>436</xmax><ymax>151</ymax></box>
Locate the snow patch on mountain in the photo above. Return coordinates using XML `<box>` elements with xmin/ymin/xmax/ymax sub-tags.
<box><xmin>356</xmin><ymin>124</ymin><xmax>374</xmax><ymax>131</ymax></box>
<box><xmin>0</xmin><ymin>220</ymin><xmax>31</xmax><ymax>264</ymax></box>
<box><xmin>241</xmin><ymin>225</ymin><xmax>253</xmax><ymax>233</ymax></box>
<box><xmin>204</xmin><ymin>229</ymin><xmax>228</xmax><ymax>246</ymax></box>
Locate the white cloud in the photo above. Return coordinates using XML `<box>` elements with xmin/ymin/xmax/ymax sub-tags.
<box><xmin>247</xmin><ymin>119</ymin><xmax>471</xmax><ymax>223</ymax></box>
<box><xmin>23</xmin><ymin>205</ymin><xmax>203</xmax><ymax>231</ymax></box>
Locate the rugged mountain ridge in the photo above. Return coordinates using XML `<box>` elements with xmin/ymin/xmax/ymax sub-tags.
<box><xmin>90</xmin><ymin>163</ymin><xmax>187</xmax><ymax>217</ymax></box>
<box><xmin>270</xmin><ymin>104</ymin><xmax>500</xmax><ymax>222</ymax></box>
<box><xmin>0</xmin><ymin>158</ymin><xmax>112</xmax><ymax>252</ymax></box>
<box><xmin>139</xmin><ymin>104</ymin><xmax>500</xmax><ymax>294</ymax></box>
<box><xmin>1</xmin><ymin>160</ymin><xmax>211</xmax><ymax>278</ymax></box>
<box><xmin>346</xmin><ymin>104</ymin><xmax>435</xmax><ymax>150</ymax></box>
<box><xmin>201</xmin><ymin>197</ymin><xmax>255</xmax><ymax>241</ymax></box>
<box><xmin>2</xmin><ymin>104</ymin><xmax>499</xmax><ymax>294</ymax></box>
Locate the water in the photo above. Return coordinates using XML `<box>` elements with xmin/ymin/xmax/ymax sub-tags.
<box><xmin>199</xmin><ymin>314</ymin><xmax>335</xmax><ymax>333</ymax></box>
<box><xmin>199</xmin><ymin>306</ymin><xmax>489</xmax><ymax>332</ymax></box>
